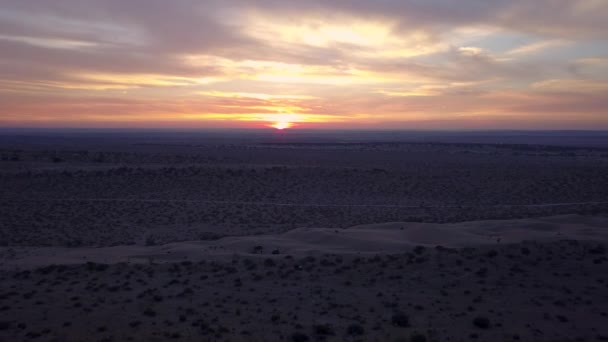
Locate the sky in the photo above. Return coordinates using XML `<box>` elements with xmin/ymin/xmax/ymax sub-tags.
<box><xmin>1</xmin><ymin>0</ymin><xmax>607</xmax><ymax>130</ymax></box>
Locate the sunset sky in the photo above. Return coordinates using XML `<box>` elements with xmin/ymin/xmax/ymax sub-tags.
<box><xmin>1</xmin><ymin>0</ymin><xmax>607</xmax><ymax>129</ymax></box>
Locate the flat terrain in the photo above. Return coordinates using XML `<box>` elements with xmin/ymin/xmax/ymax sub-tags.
<box><xmin>1</xmin><ymin>131</ymin><xmax>608</xmax><ymax>341</ymax></box>
<box><xmin>1</xmin><ymin>134</ymin><xmax>608</xmax><ymax>247</ymax></box>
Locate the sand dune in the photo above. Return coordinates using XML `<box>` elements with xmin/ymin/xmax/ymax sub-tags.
<box><xmin>2</xmin><ymin>215</ymin><xmax>606</xmax><ymax>270</ymax></box>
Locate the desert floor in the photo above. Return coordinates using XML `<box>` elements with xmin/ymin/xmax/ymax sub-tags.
<box><xmin>1</xmin><ymin>216</ymin><xmax>608</xmax><ymax>342</ymax></box>
<box><xmin>1</xmin><ymin>134</ymin><xmax>608</xmax><ymax>341</ymax></box>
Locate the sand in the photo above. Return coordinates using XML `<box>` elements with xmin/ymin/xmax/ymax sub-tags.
<box><xmin>2</xmin><ymin>215</ymin><xmax>607</xmax><ymax>268</ymax></box>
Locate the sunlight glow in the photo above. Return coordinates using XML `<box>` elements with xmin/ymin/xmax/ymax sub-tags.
<box><xmin>270</xmin><ymin>121</ymin><xmax>292</xmax><ymax>130</ymax></box>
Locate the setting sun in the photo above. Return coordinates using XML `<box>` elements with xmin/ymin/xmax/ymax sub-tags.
<box><xmin>270</xmin><ymin>121</ymin><xmax>292</xmax><ymax>130</ymax></box>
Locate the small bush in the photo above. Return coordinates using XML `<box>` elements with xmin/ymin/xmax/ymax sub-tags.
<box><xmin>291</xmin><ymin>332</ymin><xmax>309</xmax><ymax>342</ymax></box>
<box><xmin>314</xmin><ymin>324</ymin><xmax>334</xmax><ymax>336</ymax></box>
<box><xmin>392</xmin><ymin>312</ymin><xmax>410</xmax><ymax>327</ymax></box>
<box><xmin>0</xmin><ymin>321</ymin><xmax>10</xmax><ymax>330</ymax></box>
<box><xmin>145</xmin><ymin>236</ymin><xmax>157</xmax><ymax>246</ymax></box>
<box><xmin>410</xmin><ymin>332</ymin><xmax>427</xmax><ymax>342</ymax></box>
<box><xmin>413</xmin><ymin>246</ymin><xmax>426</xmax><ymax>255</ymax></box>
<box><xmin>143</xmin><ymin>308</ymin><xmax>156</xmax><ymax>317</ymax></box>
<box><xmin>473</xmin><ymin>316</ymin><xmax>490</xmax><ymax>329</ymax></box>
<box><xmin>347</xmin><ymin>323</ymin><xmax>364</xmax><ymax>336</ymax></box>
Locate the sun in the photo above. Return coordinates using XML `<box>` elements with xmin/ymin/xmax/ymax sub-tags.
<box><xmin>270</xmin><ymin>121</ymin><xmax>292</xmax><ymax>130</ymax></box>
<box><xmin>265</xmin><ymin>113</ymin><xmax>300</xmax><ymax>130</ymax></box>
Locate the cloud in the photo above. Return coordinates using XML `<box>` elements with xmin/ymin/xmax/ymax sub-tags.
<box><xmin>0</xmin><ymin>0</ymin><xmax>607</xmax><ymax>128</ymax></box>
<box><xmin>507</xmin><ymin>40</ymin><xmax>569</xmax><ymax>56</ymax></box>
<box><xmin>531</xmin><ymin>79</ymin><xmax>608</xmax><ymax>93</ymax></box>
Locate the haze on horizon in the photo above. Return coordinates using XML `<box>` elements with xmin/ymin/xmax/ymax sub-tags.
<box><xmin>1</xmin><ymin>0</ymin><xmax>607</xmax><ymax>130</ymax></box>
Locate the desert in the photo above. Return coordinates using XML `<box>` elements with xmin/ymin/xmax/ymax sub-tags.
<box><xmin>1</xmin><ymin>132</ymin><xmax>608</xmax><ymax>341</ymax></box>
<box><xmin>2</xmin><ymin>1</ymin><xmax>608</xmax><ymax>340</ymax></box>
